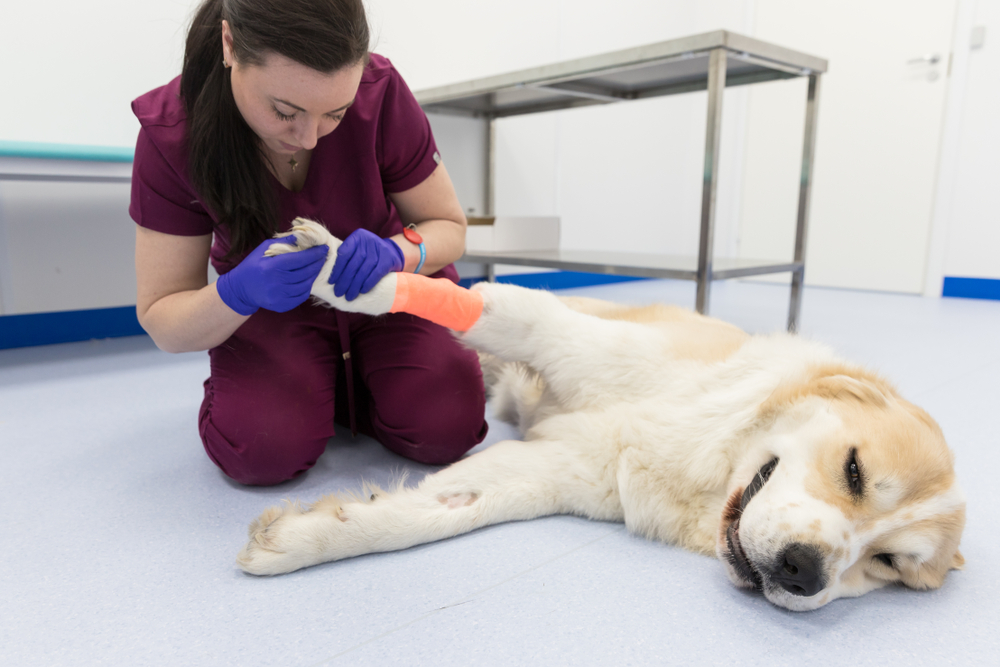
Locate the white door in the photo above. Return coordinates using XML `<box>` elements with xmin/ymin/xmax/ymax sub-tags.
<box><xmin>930</xmin><ymin>0</ymin><xmax>1000</xmax><ymax>294</ymax></box>
<box><xmin>739</xmin><ymin>0</ymin><xmax>958</xmax><ymax>293</ymax></box>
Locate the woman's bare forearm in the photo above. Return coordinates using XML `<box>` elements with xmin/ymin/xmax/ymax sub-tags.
<box><xmin>388</xmin><ymin>163</ymin><xmax>468</xmax><ymax>275</ymax></box>
<box><xmin>390</xmin><ymin>217</ymin><xmax>466</xmax><ymax>275</ymax></box>
<box><xmin>140</xmin><ymin>282</ymin><xmax>249</xmax><ymax>353</ymax></box>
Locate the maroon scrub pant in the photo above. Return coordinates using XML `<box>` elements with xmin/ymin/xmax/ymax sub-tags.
<box><xmin>198</xmin><ymin>302</ymin><xmax>488</xmax><ymax>486</ymax></box>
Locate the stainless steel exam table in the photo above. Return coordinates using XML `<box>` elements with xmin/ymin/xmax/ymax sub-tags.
<box><xmin>415</xmin><ymin>30</ymin><xmax>826</xmax><ymax>331</ymax></box>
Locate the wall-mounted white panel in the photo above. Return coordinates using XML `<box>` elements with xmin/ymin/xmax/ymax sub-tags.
<box><xmin>0</xmin><ymin>180</ymin><xmax>136</xmax><ymax>315</ymax></box>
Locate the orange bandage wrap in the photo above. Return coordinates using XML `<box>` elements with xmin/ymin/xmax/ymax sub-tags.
<box><xmin>389</xmin><ymin>273</ymin><xmax>484</xmax><ymax>332</ymax></box>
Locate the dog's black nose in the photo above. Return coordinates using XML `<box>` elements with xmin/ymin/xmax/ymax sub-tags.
<box><xmin>770</xmin><ymin>544</ymin><xmax>825</xmax><ymax>597</ymax></box>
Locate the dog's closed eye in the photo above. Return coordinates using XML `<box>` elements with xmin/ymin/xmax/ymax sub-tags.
<box><xmin>845</xmin><ymin>447</ymin><xmax>864</xmax><ymax>497</ymax></box>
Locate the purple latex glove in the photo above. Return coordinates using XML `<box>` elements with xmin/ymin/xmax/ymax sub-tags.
<box><xmin>327</xmin><ymin>228</ymin><xmax>405</xmax><ymax>301</ymax></box>
<box><xmin>217</xmin><ymin>238</ymin><xmax>328</xmax><ymax>316</ymax></box>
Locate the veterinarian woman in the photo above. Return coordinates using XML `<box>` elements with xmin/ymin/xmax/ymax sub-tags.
<box><xmin>130</xmin><ymin>0</ymin><xmax>487</xmax><ymax>485</ymax></box>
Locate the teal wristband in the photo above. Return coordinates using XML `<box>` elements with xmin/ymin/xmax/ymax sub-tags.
<box><xmin>404</xmin><ymin>224</ymin><xmax>427</xmax><ymax>274</ymax></box>
<box><xmin>414</xmin><ymin>241</ymin><xmax>427</xmax><ymax>274</ymax></box>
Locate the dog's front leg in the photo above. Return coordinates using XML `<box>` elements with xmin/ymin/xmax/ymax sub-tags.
<box><xmin>236</xmin><ymin>439</ymin><xmax>619</xmax><ymax>575</ymax></box>
<box><xmin>463</xmin><ymin>283</ymin><xmax>665</xmax><ymax>411</ymax></box>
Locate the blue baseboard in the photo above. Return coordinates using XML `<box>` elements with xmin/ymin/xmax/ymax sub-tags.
<box><xmin>942</xmin><ymin>276</ymin><xmax>1000</xmax><ymax>301</ymax></box>
<box><xmin>0</xmin><ymin>306</ymin><xmax>146</xmax><ymax>350</ymax></box>
<box><xmin>459</xmin><ymin>270</ymin><xmax>647</xmax><ymax>291</ymax></box>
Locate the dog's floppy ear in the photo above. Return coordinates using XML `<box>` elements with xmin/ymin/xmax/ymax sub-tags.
<box><xmin>810</xmin><ymin>373</ymin><xmax>888</xmax><ymax>407</ymax></box>
<box><xmin>760</xmin><ymin>364</ymin><xmax>895</xmax><ymax>419</ymax></box>
<box><xmin>897</xmin><ymin>507</ymin><xmax>966</xmax><ymax>591</ymax></box>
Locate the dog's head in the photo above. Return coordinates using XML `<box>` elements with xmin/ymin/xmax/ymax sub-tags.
<box><xmin>717</xmin><ymin>365</ymin><xmax>965</xmax><ymax>611</ymax></box>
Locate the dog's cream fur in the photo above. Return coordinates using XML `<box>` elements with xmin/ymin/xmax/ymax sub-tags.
<box><xmin>242</xmin><ymin>220</ymin><xmax>965</xmax><ymax>611</ymax></box>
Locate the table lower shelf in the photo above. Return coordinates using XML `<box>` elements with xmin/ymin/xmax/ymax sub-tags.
<box><xmin>460</xmin><ymin>249</ymin><xmax>801</xmax><ymax>281</ymax></box>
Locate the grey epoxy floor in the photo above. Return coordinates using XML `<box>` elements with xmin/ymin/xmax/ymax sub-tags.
<box><xmin>2</xmin><ymin>278</ymin><xmax>998</xmax><ymax>666</ymax></box>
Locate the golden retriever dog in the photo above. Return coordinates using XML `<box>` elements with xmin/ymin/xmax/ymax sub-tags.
<box><xmin>236</xmin><ymin>219</ymin><xmax>965</xmax><ymax>611</ymax></box>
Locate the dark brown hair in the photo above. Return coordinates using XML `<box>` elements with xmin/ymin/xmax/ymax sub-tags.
<box><xmin>181</xmin><ymin>0</ymin><xmax>370</xmax><ymax>259</ymax></box>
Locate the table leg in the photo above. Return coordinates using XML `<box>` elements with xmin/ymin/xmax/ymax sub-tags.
<box><xmin>486</xmin><ymin>116</ymin><xmax>496</xmax><ymax>216</ymax></box>
<box><xmin>485</xmin><ymin>113</ymin><xmax>497</xmax><ymax>285</ymax></box>
<box><xmin>788</xmin><ymin>74</ymin><xmax>821</xmax><ymax>333</ymax></box>
<box><xmin>696</xmin><ymin>48</ymin><xmax>727</xmax><ymax>315</ymax></box>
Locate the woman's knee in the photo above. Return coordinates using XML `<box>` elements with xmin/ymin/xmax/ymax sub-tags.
<box><xmin>199</xmin><ymin>380</ymin><xmax>333</xmax><ymax>486</ymax></box>
<box><xmin>200</xmin><ymin>418</ymin><xmax>330</xmax><ymax>486</ymax></box>
<box><xmin>373</xmin><ymin>383</ymin><xmax>488</xmax><ymax>465</ymax></box>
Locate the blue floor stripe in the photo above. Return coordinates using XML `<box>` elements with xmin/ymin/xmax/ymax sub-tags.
<box><xmin>942</xmin><ymin>276</ymin><xmax>1000</xmax><ymax>301</ymax></box>
<box><xmin>0</xmin><ymin>306</ymin><xmax>146</xmax><ymax>350</ymax></box>
<box><xmin>459</xmin><ymin>270</ymin><xmax>647</xmax><ymax>291</ymax></box>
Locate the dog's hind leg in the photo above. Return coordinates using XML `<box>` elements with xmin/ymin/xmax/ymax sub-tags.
<box><xmin>236</xmin><ymin>439</ymin><xmax>619</xmax><ymax>575</ymax></box>
<box><xmin>479</xmin><ymin>354</ymin><xmax>546</xmax><ymax>431</ymax></box>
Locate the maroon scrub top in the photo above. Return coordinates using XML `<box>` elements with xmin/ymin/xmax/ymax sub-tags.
<box><xmin>128</xmin><ymin>53</ymin><xmax>457</xmax><ymax>281</ymax></box>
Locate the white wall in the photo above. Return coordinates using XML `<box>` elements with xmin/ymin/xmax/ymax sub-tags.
<box><xmin>2</xmin><ymin>0</ymin><xmax>752</xmax><ymax>262</ymax></box>
<box><xmin>3</xmin><ymin>0</ymin><xmax>997</xmax><ymax>315</ymax></box>
<box><xmin>0</xmin><ymin>2</ymin><xmax>201</xmax><ymax>316</ymax></box>
<box><xmin>0</xmin><ymin>1</ymin><xmax>199</xmax><ymax>147</ymax></box>
<box><xmin>372</xmin><ymin>0</ymin><xmax>755</xmax><ymax>262</ymax></box>
<box><xmin>741</xmin><ymin>0</ymin><xmax>959</xmax><ymax>294</ymax></box>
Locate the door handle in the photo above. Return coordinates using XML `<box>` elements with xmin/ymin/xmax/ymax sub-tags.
<box><xmin>907</xmin><ymin>53</ymin><xmax>942</xmax><ymax>65</ymax></box>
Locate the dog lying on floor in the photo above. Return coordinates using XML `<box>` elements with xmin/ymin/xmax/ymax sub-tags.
<box><xmin>236</xmin><ymin>219</ymin><xmax>966</xmax><ymax>612</ymax></box>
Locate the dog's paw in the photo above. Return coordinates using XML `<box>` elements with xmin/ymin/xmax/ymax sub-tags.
<box><xmin>264</xmin><ymin>217</ymin><xmax>340</xmax><ymax>257</ymax></box>
<box><xmin>260</xmin><ymin>218</ymin><xmax>397</xmax><ymax>316</ymax></box>
<box><xmin>236</xmin><ymin>497</ymin><xmax>347</xmax><ymax>576</ymax></box>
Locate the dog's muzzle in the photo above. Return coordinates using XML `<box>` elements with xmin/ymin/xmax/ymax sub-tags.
<box><xmin>730</xmin><ymin>457</ymin><xmax>827</xmax><ymax>598</ymax></box>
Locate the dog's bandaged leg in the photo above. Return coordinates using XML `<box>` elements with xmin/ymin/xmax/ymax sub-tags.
<box><xmin>389</xmin><ymin>273</ymin><xmax>484</xmax><ymax>332</ymax></box>
<box><xmin>265</xmin><ymin>218</ymin><xmax>485</xmax><ymax>331</ymax></box>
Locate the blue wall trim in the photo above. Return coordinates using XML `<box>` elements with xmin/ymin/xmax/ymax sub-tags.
<box><xmin>942</xmin><ymin>276</ymin><xmax>1000</xmax><ymax>301</ymax></box>
<box><xmin>459</xmin><ymin>270</ymin><xmax>647</xmax><ymax>291</ymax></box>
<box><xmin>0</xmin><ymin>140</ymin><xmax>134</xmax><ymax>163</ymax></box>
<box><xmin>0</xmin><ymin>306</ymin><xmax>146</xmax><ymax>350</ymax></box>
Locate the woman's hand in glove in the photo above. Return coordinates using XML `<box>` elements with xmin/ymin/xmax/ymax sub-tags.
<box><xmin>216</xmin><ymin>237</ymin><xmax>328</xmax><ymax>315</ymax></box>
<box><xmin>327</xmin><ymin>229</ymin><xmax>405</xmax><ymax>301</ymax></box>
